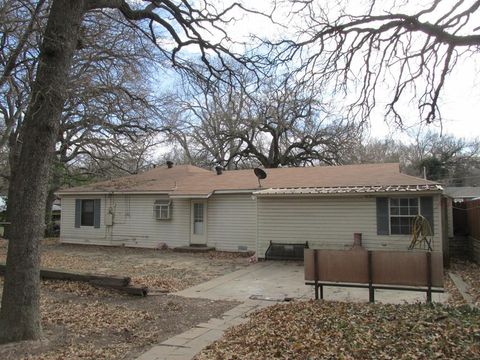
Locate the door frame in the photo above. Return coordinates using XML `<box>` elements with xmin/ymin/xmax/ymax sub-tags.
<box><xmin>190</xmin><ymin>200</ymin><xmax>207</xmax><ymax>245</ymax></box>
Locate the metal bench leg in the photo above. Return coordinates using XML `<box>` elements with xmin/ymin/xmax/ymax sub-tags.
<box><xmin>369</xmin><ymin>286</ymin><xmax>375</xmax><ymax>303</ymax></box>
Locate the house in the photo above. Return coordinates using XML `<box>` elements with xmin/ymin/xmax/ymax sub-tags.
<box><xmin>57</xmin><ymin>163</ymin><xmax>444</xmax><ymax>258</ymax></box>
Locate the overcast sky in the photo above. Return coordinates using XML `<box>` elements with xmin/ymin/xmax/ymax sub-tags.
<box><xmin>207</xmin><ymin>0</ymin><xmax>480</xmax><ymax>141</ymax></box>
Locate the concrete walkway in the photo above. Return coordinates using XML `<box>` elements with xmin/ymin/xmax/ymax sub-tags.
<box><xmin>136</xmin><ymin>300</ymin><xmax>270</xmax><ymax>360</ymax></box>
<box><xmin>449</xmin><ymin>272</ymin><xmax>476</xmax><ymax>307</ymax></box>
<box><xmin>137</xmin><ymin>261</ymin><xmax>449</xmax><ymax>360</ymax></box>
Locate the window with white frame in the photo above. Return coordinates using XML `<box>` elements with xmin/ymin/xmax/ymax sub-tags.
<box><xmin>389</xmin><ymin>198</ymin><xmax>419</xmax><ymax>235</ymax></box>
<box><xmin>154</xmin><ymin>200</ymin><xmax>171</xmax><ymax>220</ymax></box>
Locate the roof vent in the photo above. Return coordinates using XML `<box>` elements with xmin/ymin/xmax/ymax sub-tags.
<box><xmin>215</xmin><ymin>166</ymin><xmax>223</xmax><ymax>175</ymax></box>
<box><xmin>166</xmin><ymin>161</ymin><xmax>174</xmax><ymax>169</ymax></box>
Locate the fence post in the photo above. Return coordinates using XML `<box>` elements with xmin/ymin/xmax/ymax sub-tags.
<box><xmin>313</xmin><ymin>249</ymin><xmax>319</xmax><ymax>300</ymax></box>
<box><xmin>368</xmin><ymin>251</ymin><xmax>374</xmax><ymax>303</ymax></box>
<box><xmin>426</xmin><ymin>252</ymin><xmax>432</xmax><ymax>303</ymax></box>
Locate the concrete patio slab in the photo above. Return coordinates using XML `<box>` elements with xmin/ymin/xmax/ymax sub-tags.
<box><xmin>174</xmin><ymin>261</ymin><xmax>448</xmax><ymax>304</ymax></box>
<box><xmin>137</xmin><ymin>261</ymin><xmax>449</xmax><ymax>360</ymax></box>
<box><xmin>174</xmin><ymin>261</ymin><xmax>310</xmax><ymax>301</ymax></box>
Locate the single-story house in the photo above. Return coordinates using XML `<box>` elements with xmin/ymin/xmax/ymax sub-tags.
<box><xmin>57</xmin><ymin>163</ymin><xmax>444</xmax><ymax>258</ymax></box>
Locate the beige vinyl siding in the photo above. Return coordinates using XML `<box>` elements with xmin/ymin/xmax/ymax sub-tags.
<box><xmin>60</xmin><ymin>194</ymin><xmax>190</xmax><ymax>248</ymax></box>
<box><xmin>256</xmin><ymin>195</ymin><xmax>442</xmax><ymax>258</ymax></box>
<box><xmin>207</xmin><ymin>194</ymin><xmax>256</xmax><ymax>252</ymax></box>
<box><xmin>60</xmin><ymin>195</ymin><xmax>109</xmax><ymax>246</ymax></box>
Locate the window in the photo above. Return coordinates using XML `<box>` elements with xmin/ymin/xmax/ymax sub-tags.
<box><xmin>193</xmin><ymin>203</ymin><xmax>204</xmax><ymax>234</ymax></box>
<box><xmin>376</xmin><ymin>196</ymin><xmax>434</xmax><ymax>236</ymax></box>
<box><xmin>154</xmin><ymin>200</ymin><xmax>171</xmax><ymax>220</ymax></box>
<box><xmin>75</xmin><ymin>199</ymin><xmax>100</xmax><ymax>228</ymax></box>
<box><xmin>81</xmin><ymin>199</ymin><xmax>95</xmax><ymax>226</ymax></box>
<box><xmin>389</xmin><ymin>198</ymin><xmax>419</xmax><ymax>235</ymax></box>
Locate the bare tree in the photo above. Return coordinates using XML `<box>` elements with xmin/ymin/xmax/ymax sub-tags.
<box><xmin>405</xmin><ymin>130</ymin><xmax>480</xmax><ymax>184</ymax></box>
<box><xmin>268</xmin><ymin>0</ymin><xmax>480</xmax><ymax>125</ymax></box>
<box><xmin>0</xmin><ymin>0</ymin><xmax>266</xmax><ymax>344</ymax></box>
<box><xmin>167</xmin><ymin>74</ymin><xmax>362</xmax><ymax>168</ymax></box>
<box><xmin>0</xmin><ymin>4</ymin><xmax>168</xmax><ymax>236</ymax></box>
<box><xmin>0</xmin><ymin>0</ymin><xmax>47</xmax><ymax>89</ymax></box>
<box><xmin>344</xmin><ymin>130</ymin><xmax>480</xmax><ymax>185</ymax></box>
<box><xmin>342</xmin><ymin>138</ymin><xmax>402</xmax><ymax>165</ymax></box>
<box><xmin>164</xmin><ymin>72</ymin><xmax>250</xmax><ymax>168</ymax></box>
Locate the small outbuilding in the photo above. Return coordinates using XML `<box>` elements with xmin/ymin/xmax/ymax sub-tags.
<box><xmin>58</xmin><ymin>163</ymin><xmax>443</xmax><ymax>258</ymax></box>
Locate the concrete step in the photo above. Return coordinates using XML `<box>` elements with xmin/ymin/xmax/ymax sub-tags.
<box><xmin>174</xmin><ymin>245</ymin><xmax>215</xmax><ymax>253</ymax></box>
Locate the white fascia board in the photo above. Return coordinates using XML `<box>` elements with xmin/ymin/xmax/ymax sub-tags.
<box><xmin>168</xmin><ymin>193</ymin><xmax>212</xmax><ymax>199</ymax></box>
<box><xmin>212</xmin><ymin>189</ymin><xmax>255</xmax><ymax>195</ymax></box>
<box><xmin>56</xmin><ymin>191</ymin><xmax>171</xmax><ymax>196</ymax></box>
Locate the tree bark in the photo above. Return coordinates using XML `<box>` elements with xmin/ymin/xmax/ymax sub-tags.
<box><xmin>0</xmin><ymin>0</ymin><xmax>87</xmax><ymax>343</ymax></box>
<box><xmin>4</xmin><ymin>130</ymin><xmax>22</xmax><ymax>240</ymax></box>
<box><xmin>44</xmin><ymin>163</ymin><xmax>63</xmax><ymax>237</ymax></box>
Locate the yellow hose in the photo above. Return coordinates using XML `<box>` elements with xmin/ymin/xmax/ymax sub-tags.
<box><xmin>408</xmin><ymin>215</ymin><xmax>433</xmax><ymax>251</ymax></box>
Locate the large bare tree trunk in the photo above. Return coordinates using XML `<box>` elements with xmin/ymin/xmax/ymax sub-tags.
<box><xmin>0</xmin><ymin>0</ymin><xmax>86</xmax><ymax>343</ymax></box>
<box><xmin>4</xmin><ymin>131</ymin><xmax>22</xmax><ymax>240</ymax></box>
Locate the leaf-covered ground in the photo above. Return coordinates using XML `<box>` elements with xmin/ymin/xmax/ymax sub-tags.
<box><xmin>0</xmin><ymin>240</ymin><xmax>247</xmax><ymax>359</ymax></box>
<box><xmin>0</xmin><ymin>277</ymin><xmax>238</xmax><ymax>360</ymax></box>
<box><xmin>197</xmin><ymin>300</ymin><xmax>480</xmax><ymax>360</ymax></box>
<box><xmin>0</xmin><ymin>239</ymin><xmax>250</xmax><ymax>292</ymax></box>
<box><xmin>449</xmin><ymin>260</ymin><xmax>480</xmax><ymax>307</ymax></box>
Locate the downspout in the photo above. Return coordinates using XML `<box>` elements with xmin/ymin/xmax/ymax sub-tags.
<box><xmin>110</xmin><ymin>191</ymin><xmax>114</xmax><ymax>245</ymax></box>
<box><xmin>255</xmin><ymin>195</ymin><xmax>259</xmax><ymax>259</ymax></box>
<box><xmin>104</xmin><ymin>193</ymin><xmax>108</xmax><ymax>242</ymax></box>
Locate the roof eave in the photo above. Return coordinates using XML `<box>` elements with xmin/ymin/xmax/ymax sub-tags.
<box><xmin>253</xmin><ymin>190</ymin><xmax>443</xmax><ymax>197</ymax></box>
<box><xmin>56</xmin><ymin>191</ymin><xmax>172</xmax><ymax>196</ymax></box>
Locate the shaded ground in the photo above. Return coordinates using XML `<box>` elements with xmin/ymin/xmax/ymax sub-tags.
<box><xmin>0</xmin><ymin>240</ymin><xmax>248</xmax><ymax>359</ymax></box>
<box><xmin>196</xmin><ymin>300</ymin><xmax>480</xmax><ymax>360</ymax></box>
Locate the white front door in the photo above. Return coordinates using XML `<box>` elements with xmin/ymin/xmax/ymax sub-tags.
<box><xmin>191</xmin><ymin>201</ymin><xmax>207</xmax><ymax>245</ymax></box>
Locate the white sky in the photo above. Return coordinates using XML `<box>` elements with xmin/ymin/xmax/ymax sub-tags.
<box><xmin>150</xmin><ymin>0</ymin><xmax>480</xmax><ymax>142</ymax></box>
<box><xmin>211</xmin><ymin>0</ymin><xmax>480</xmax><ymax>141</ymax></box>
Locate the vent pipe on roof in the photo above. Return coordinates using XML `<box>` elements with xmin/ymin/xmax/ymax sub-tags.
<box><xmin>166</xmin><ymin>161</ymin><xmax>174</xmax><ymax>169</ymax></box>
<box><xmin>215</xmin><ymin>166</ymin><xmax>223</xmax><ymax>175</ymax></box>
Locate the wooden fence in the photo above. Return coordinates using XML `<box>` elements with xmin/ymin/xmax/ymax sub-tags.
<box><xmin>305</xmin><ymin>248</ymin><xmax>443</xmax><ymax>303</ymax></box>
<box><xmin>466</xmin><ymin>199</ymin><xmax>480</xmax><ymax>263</ymax></box>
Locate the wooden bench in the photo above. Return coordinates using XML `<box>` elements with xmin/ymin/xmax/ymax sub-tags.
<box><xmin>305</xmin><ymin>249</ymin><xmax>444</xmax><ymax>303</ymax></box>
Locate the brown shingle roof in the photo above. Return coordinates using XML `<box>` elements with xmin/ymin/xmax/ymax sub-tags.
<box><xmin>58</xmin><ymin>163</ymin><xmax>440</xmax><ymax>196</ymax></box>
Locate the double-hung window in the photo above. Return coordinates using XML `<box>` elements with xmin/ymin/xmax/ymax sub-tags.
<box><xmin>154</xmin><ymin>200</ymin><xmax>171</xmax><ymax>220</ymax></box>
<box><xmin>75</xmin><ymin>199</ymin><xmax>101</xmax><ymax>228</ymax></box>
<box><xmin>389</xmin><ymin>198</ymin><xmax>419</xmax><ymax>235</ymax></box>
<box><xmin>376</xmin><ymin>196</ymin><xmax>434</xmax><ymax>236</ymax></box>
<box><xmin>81</xmin><ymin>199</ymin><xmax>95</xmax><ymax>226</ymax></box>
